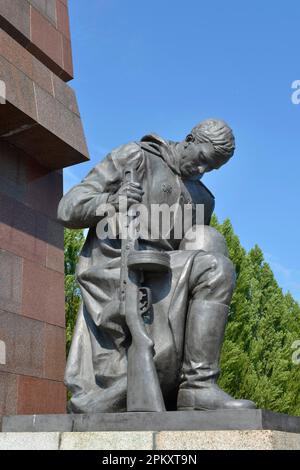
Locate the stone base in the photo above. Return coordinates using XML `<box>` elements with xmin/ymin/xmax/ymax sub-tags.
<box><xmin>0</xmin><ymin>430</ymin><xmax>300</xmax><ymax>450</ymax></box>
<box><xmin>2</xmin><ymin>409</ymin><xmax>300</xmax><ymax>433</ymax></box>
<box><xmin>1</xmin><ymin>410</ymin><xmax>300</xmax><ymax>450</ymax></box>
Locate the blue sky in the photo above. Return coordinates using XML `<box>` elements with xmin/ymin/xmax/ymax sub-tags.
<box><xmin>67</xmin><ymin>0</ymin><xmax>300</xmax><ymax>301</ymax></box>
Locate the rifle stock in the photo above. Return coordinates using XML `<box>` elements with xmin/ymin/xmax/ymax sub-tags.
<box><xmin>120</xmin><ymin>168</ymin><xmax>166</xmax><ymax>412</ymax></box>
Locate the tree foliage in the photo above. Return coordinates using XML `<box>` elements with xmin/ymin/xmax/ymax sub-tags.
<box><xmin>64</xmin><ymin>219</ymin><xmax>300</xmax><ymax>414</ymax></box>
<box><xmin>211</xmin><ymin>215</ymin><xmax>300</xmax><ymax>415</ymax></box>
<box><xmin>64</xmin><ymin>228</ymin><xmax>85</xmax><ymax>355</ymax></box>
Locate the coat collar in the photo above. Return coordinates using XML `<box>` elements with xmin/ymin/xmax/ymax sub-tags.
<box><xmin>139</xmin><ymin>133</ymin><xmax>181</xmax><ymax>176</ymax></box>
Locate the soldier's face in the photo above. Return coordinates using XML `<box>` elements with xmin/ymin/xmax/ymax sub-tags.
<box><xmin>179</xmin><ymin>142</ymin><xmax>214</xmax><ymax>178</ymax></box>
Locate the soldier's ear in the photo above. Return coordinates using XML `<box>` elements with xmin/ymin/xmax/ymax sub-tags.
<box><xmin>186</xmin><ymin>134</ymin><xmax>195</xmax><ymax>143</ymax></box>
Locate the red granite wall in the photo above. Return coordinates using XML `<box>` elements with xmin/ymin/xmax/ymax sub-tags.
<box><xmin>0</xmin><ymin>0</ymin><xmax>73</xmax><ymax>81</ymax></box>
<box><xmin>0</xmin><ymin>0</ymin><xmax>89</xmax><ymax>417</ymax></box>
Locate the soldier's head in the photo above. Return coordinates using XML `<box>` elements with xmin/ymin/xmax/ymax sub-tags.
<box><xmin>179</xmin><ymin>119</ymin><xmax>236</xmax><ymax>178</ymax></box>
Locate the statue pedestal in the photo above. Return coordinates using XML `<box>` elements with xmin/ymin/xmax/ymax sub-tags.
<box><xmin>1</xmin><ymin>410</ymin><xmax>300</xmax><ymax>450</ymax></box>
<box><xmin>0</xmin><ymin>430</ymin><xmax>300</xmax><ymax>450</ymax></box>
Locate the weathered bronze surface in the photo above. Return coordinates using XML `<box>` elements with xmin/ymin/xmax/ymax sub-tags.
<box><xmin>58</xmin><ymin>119</ymin><xmax>256</xmax><ymax>413</ymax></box>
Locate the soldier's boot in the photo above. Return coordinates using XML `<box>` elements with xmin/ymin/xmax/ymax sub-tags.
<box><xmin>177</xmin><ymin>299</ymin><xmax>256</xmax><ymax>410</ymax></box>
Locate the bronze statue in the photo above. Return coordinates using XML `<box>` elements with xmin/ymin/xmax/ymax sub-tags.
<box><xmin>58</xmin><ymin>119</ymin><xmax>256</xmax><ymax>413</ymax></box>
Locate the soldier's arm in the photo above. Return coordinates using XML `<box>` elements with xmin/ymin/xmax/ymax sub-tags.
<box><xmin>57</xmin><ymin>143</ymin><xmax>144</xmax><ymax>228</ymax></box>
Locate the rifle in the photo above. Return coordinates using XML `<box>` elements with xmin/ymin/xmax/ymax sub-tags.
<box><xmin>120</xmin><ymin>168</ymin><xmax>170</xmax><ymax>412</ymax></box>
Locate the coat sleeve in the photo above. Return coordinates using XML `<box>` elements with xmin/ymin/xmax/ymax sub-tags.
<box><xmin>57</xmin><ymin>143</ymin><xmax>144</xmax><ymax>228</ymax></box>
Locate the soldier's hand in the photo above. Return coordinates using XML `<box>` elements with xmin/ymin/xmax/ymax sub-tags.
<box><xmin>108</xmin><ymin>182</ymin><xmax>144</xmax><ymax>210</ymax></box>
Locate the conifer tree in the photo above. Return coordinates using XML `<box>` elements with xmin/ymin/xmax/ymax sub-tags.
<box><xmin>64</xmin><ymin>228</ymin><xmax>85</xmax><ymax>354</ymax></box>
<box><xmin>211</xmin><ymin>215</ymin><xmax>300</xmax><ymax>415</ymax></box>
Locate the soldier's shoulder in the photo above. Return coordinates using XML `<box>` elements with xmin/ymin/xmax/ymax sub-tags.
<box><xmin>111</xmin><ymin>141</ymin><xmax>141</xmax><ymax>157</ymax></box>
<box><xmin>109</xmin><ymin>141</ymin><xmax>143</xmax><ymax>171</ymax></box>
<box><xmin>196</xmin><ymin>180</ymin><xmax>215</xmax><ymax>200</ymax></box>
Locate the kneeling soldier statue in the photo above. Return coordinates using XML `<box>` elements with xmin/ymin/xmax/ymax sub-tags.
<box><xmin>58</xmin><ymin>119</ymin><xmax>256</xmax><ymax>413</ymax></box>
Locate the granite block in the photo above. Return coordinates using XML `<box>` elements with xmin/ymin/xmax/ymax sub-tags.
<box><xmin>0</xmin><ymin>0</ymin><xmax>31</xmax><ymax>45</ymax></box>
<box><xmin>0</xmin><ymin>140</ymin><xmax>27</xmax><ymax>186</ymax></box>
<box><xmin>0</xmin><ymin>0</ymin><xmax>73</xmax><ymax>80</ymax></box>
<box><xmin>0</xmin><ymin>372</ymin><xmax>18</xmax><ymax>416</ymax></box>
<box><xmin>44</xmin><ymin>323</ymin><xmax>66</xmax><ymax>381</ymax></box>
<box><xmin>60</xmin><ymin>432</ymin><xmax>153</xmax><ymax>451</ymax></box>
<box><xmin>61</xmin><ymin>35</ymin><xmax>73</xmax><ymax>80</ymax></box>
<box><xmin>0</xmin><ymin>194</ymin><xmax>48</xmax><ymax>266</ymax></box>
<box><xmin>46</xmin><ymin>219</ymin><xmax>64</xmax><ymax>273</ymax></box>
<box><xmin>0</xmin><ymin>29</ymin><xmax>53</xmax><ymax>95</ymax></box>
<box><xmin>31</xmin><ymin>54</ymin><xmax>53</xmax><ymax>95</ymax></box>
<box><xmin>0</xmin><ymin>41</ymin><xmax>88</xmax><ymax>168</ymax></box>
<box><xmin>0</xmin><ymin>250</ymin><xmax>23</xmax><ymax>315</ymax></box>
<box><xmin>26</xmin><ymin>165</ymin><xmax>63</xmax><ymax>219</ymax></box>
<box><xmin>56</xmin><ymin>0</ymin><xmax>70</xmax><ymax>38</ymax></box>
<box><xmin>0</xmin><ymin>140</ymin><xmax>27</xmax><ymax>202</ymax></box>
<box><xmin>0</xmin><ymin>56</ymin><xmax>37</xmax><ymax>121</ymax></box>
<box><xmin>0</xmin><ymin>29</ymin><xmax>32</xmax><ymax>79</ymax></box>
<box><xmin>8</xmin><ymin>128</ymin><xmax>88</xmax><ymax>171</ymax></box>
<box><xmin>22</xmin><ymin>259</ymin><xmax>65</xmax><ymax>326</ymax></box>
<box><xmin>34</xmin><ymin>84</ymin><xmax>87</xmax><ymax>155</ymax></box>
<box><xmin>30</xmin><ymin>6</ymin><xmax>63</xmax><ymax>69</ymax></box>
<box><xmin>17</xmin><ymin>376</ymin><xmax>66</xmax><ymax>414</ymax></box>
<box><xmin>0</xmin><ymin>430</ymin><xmax>300</xmax><ymax>451</ymax></box>
<box><xmin>0</xmin><ymin>103</ymin><xmax>36</xmax><ymax>140</ymax></box>
<box><xmin>0</xmin><ymin>432</ymin><xmax>60</xmax><ymax>450</ymax></box>
<box><xmin>29</xmin><ymin>0</ymin><xmax>57</xmax><ymax>26</ymax></box>
<box><xmin>155</xmin><ymin>430</ymin><xmax>300</xmax><ymax>450</ymax></box>
<box><xmin>0</xmin><ymin>310</ymin><xmax>44</xmax><ymax>377</ymax></box>
<box><xmin>46</xmin><ymin>243</ymin><xmax>64</xmax><ymax>274</ymax></box>
<box><xmin>52</xmin><ymin>74</ymin><xmax>79</xmax><ymax>115</ymax></box>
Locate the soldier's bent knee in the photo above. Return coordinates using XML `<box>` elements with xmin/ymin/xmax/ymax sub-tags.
<box><xmin>190</xmin><ymin>252</ymin><xmax>236</xmax><ymax>305</ymax></box>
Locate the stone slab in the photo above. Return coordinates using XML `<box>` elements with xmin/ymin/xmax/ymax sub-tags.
<box><xmin>0</xmin><ymin>310</ymin><xmax>45</xmax><ymax>377</ymax></box>
<box><xmin>2</xmin><ymin>413</ymin><xmax>73</xmax><ymax>433</ymax></box>
<box><xmin>0</xmin><ymin>311</ymin><xmax>65</xmax><ymax>381</ymax></box>
<box><xmin>155</xmin><ymin>430</ymin><xmax>300</xmax><ymax>450</ymax></box>
<box><xmin>0</xmin><ymin>372</ymin><xmax>18</xmax><ymax>416</ymax></box>
<box><xmin>0</xmin><ymin>35</ymin><xmax>89</xmax><ymax>170</ymax></box>
<box><xmin>22</xmin><ymin>259</ymin><xmax>65</xmax><ymax>327</ymax></box>
<box><xmin>0</xmin><ymin>432</ymin><xmax>60</xmax><ymax>450</ymax></box>
<box><xmin>0</xmin><ymin>250</ymin><xmax>23</xmax><ymax>315</ymax></box>
<box><xmin>0</xmin><ymin>0</ymin><xmax>31</xmax><ymax>45</ymax></box>
<box><xmin>2</xmin><ymin>409</ymin><xmax>300</xmax><ymax>434</ymax></box>
<box><xmin>16</xmin><ymin>376</ymin><xmax>66</xmax><ymax>415</ymax></box>
<box><xmin>28</xmin><ymin>0</ymin><xmax>57</xmax><ymax>27</ymax></box>
<box><xmin>0</xmin><ymin>29</ymin><xmax>77</xmax><ymax>113</ymax></box>
<box><xmin>60</xmin><ymin>432</ymin><xmax>153</xmax><ymax>451</ymax></box>
<box><xmin>0</xmin><ymin>430</ymin><xmax>300</xmax><ymax>450</ymax></box>
<box><xmin>0</xmin><ymin>0</ymin><xmax>73</xmax><ymax>80</ymax></box>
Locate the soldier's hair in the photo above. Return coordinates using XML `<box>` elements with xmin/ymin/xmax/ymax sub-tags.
<box><xmin>188</xmin><ymin>119</ymin><xmax>236</xmax><ymax>168</ymax></box>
